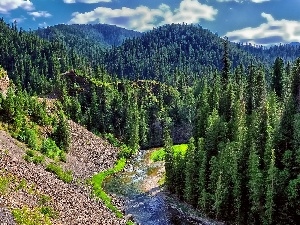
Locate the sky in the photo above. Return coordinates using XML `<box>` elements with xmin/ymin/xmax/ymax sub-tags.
<box><xmin>1</xmin><ymin>0</ymin><xmax>300</xmax><ymax>45</ymax></box>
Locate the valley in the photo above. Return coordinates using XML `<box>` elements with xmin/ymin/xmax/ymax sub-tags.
<box><xmin>0</xmin><ymin>16</ymin><xmax>300</xmax><ymax>225</ymax></box>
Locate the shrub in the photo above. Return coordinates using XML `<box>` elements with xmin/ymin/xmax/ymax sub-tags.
<box><xmin>12</xmin><ymin>206</ymin><xmax>52</xmax><ymax>225</ymax></box>
<box><xmin>46</xmin><ymin>163</ymin><xmax>73</xmax><ymax>183</ymax></box>
<box><xmin>104</xmin><ymin>133</ymin><xmax>120</xmax><ymax>146</ymax></box>
<box><xmin>24</xmin><ymin>150</ymin><xmax>45</xmax><ymax>165</ymax></box>
<box><xmin>41</xmin><ymin>138</ymin><xmax>61</xmax><ymax>160</ymax></box>
<box><xmin>39</xmin><ymin>206</ymin><xmax>58</xmax><ymax>219</ymax></box>
<box><xmin>26</xmin><ymin>149</ymin><xmax>35</xmax><ymax>157</ymax></box>
<box><xmin>118</xmin><ymin>144</ymin><xmax>133</xmax><ymax>159</ymax></box>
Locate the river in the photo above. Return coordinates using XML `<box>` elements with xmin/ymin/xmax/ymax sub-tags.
<box><xmin>103</xmin><ymin>149</ymin><xmax>222</xmax><ymax>225</ymax></box>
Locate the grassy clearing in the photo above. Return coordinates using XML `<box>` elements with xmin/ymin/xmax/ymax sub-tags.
<box><xmin>150</xmin><ymin>144</ymin><xmax>188</xmax><ymax>162</ymax></box>
<box><xmin>150</xmin><ymin>148</ymin><xmax>165</xmax><ymax>162</ymax></box>
<box><xmin>91</xmin><ymin>158</ymin><xmax>126</xmax><ymax>218</ymax></box>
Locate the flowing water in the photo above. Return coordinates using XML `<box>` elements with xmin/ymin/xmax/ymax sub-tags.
<box><xmin>103</xmin><ymin>149</ymin><xmax>221</xmax><ymax>225</ymax></box>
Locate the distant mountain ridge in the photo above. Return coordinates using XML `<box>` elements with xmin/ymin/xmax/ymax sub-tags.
<box><xmin>289</xmin><ymin>42</ymin><xmax>300</xmax><ymax>46</ymax></box>
<box><xmin>35</xmin><ymin>24</ymin><xmax>142</xmax><ymax>64</ymax></box>
<box><xmin>34</xmin><ymin>23</ymin><xmax>300</xmax><ymax>83</ymax></box>
<box><xmin>103</xmin><ymin>23</ymin><xmax>260</xmax><ymax>82</ymax></box>
<box><xmin>35</xmin><ymin>23</ymin><xmax>142</xmax><ymax>48</ymax></box>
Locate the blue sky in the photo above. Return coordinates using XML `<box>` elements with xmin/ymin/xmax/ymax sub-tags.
<box><xmin>1</xmin><ymin>0</ymin><xmax>300</xmax><ymax>45</ymax></box>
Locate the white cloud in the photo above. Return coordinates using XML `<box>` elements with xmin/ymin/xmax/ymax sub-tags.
<box><xmin>217</xmin><ymin>0</ymin><xmax>240</xmax><ymax>2</ymax></box>
<box><xmin>225</xmin><ymin>13</ymin><xmax>300</xmax><ymax>45</ymax></box>
<box><xmin>251</xmin><ymin>0</ymin><xmax>270</xmax><ymax>3</ymax></box>
<box><xmin>63</xmin><ymin>0</ymin><xmax>111</xmax><ymax>3</ymax></box>
<box><xmin>217</xmin><ymin>0</ymin><xmax>270</xmax><ymax>3</ymax></box>
<box><xmin>0</xmin><ymin>0</ymin><xmax>34</xmax><ymax>13</ymax></box>
<box><xmin>38</xmin><ymin>22</ymin><xmax>48</xmax><ymax>28</ymax></box>
<box><xmin>69</xmin><ymin>0</ymin><xmax>217</xmax><ymax>31</ymax></box>
<box><xmin>28</xmin><ymin>11</ymin><xmax>52</xmax><ymax>18</ymax></box>
<box><xmin>10</xmin><ymin>16</ymin><xmax>26</xmax><ymax>24</ymax></box>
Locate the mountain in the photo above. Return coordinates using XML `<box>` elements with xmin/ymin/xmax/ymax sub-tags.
<box><xmin>289</xmin><ymin>42</ymin><xmax>300</xmax><ymax>46</ymax></box>
<box><xmin>35</xmin><ymin>24</ymin><xmax>142</xmax><ymax>65</ymax></box>
<box><xmin>1</xmin><ymin>18</ymin><xmax>300</xmax><ymax>225</ymax></box>
<box><xmin>34</xmin><ymin>23</ymin><xmax>300</xmax><ymax>85</ymax></box>
<box><xmin>239</xmin><ymin>42</ymin><xmax>300</xmax><ymax>63</ymax></box>
<box><xmin>35</xmin><ymin>24</ymin><xmax>142</xmax><ymax>48</ymax></box>
<box><xmin>102</xmin><ymin>23</ymin><xmax>262</xmax><ymax>83</ymax></box>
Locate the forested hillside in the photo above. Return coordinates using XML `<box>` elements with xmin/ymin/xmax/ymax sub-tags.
<box><xmin>0</xmin><ymin>19</ymin><xmax>194</xmax><ymax>150</ymax></box>
<box><xmin>164</xmin><ymin>56</ymin><xmax>300</xmax><ymax>224</ymax></box>
<box><xmin>35</xmin><ymin>23</ymin><xmax>300</xmax><ymax>86</ymax></box>
<box><xmin>240</xmin><ymin>42</ymin><xmax>300</xmax><ymax>63</ymax></box>
<box><xmin>0</xmin><ymin>18</ymin><xmax>299</xmax><ymax>224</ymax></box>
<box><xmin>103</xmin><ymin>23</ymin><xmax>260</xmax><ymax>83</ymax></box>
<box><xmin>35</xmin><ymin>24</ymin><xmax>141</xmax><ymax>66</ymax></box>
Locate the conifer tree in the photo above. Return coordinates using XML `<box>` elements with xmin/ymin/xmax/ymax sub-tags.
<box><xmin>197</xmin><ymin>138</ymin><xmax>208</xmax><ymax>212</ymax></box>
<box><xmin>221</xmin><ymin>37</ymin><xmax>231</xmax><ymax>83</ymax></box>
<box><xmin>184</xmin><ymin>137</ymin><xmax>197</xmax><ymax>205</ymax></box>
<box><xmin>248</xmin><ymin>141</ymin><xmax>263</xmax><ymax>224</ymax></box>
<box><xmin>264</xmin><ymin>149</ymin><xmax>276</xmax><ymax>225</ymax></box>
<box><xmin>126</xmin><ymin>94</ymin><xmax>140</xmax><ymax>154</ymax></box>
<box><xmin>194</xmin><ymin>78</ymin><xmax>210</xmax><ymax>139</ymax></box>
<box><xmin>53</xmin><ymin>110</ymin><xmax>70</xmax><ymax>152</ymax></box>
<box><xmin>164</xmin><ymin>123</ymin><xmax>174</xmax><ymax>192</ymax></box>
<box><xmin>272</xmin><ymin>57</ymin><xmax>284</xmax><ymax>98</ymax></box>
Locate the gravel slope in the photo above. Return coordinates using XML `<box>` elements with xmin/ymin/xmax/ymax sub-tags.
<box><xmin>0</xmin><ymin>121</ymin><xmax>126</xmax><ymax>225</ymax></box>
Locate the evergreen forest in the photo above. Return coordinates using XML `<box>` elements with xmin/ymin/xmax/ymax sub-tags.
<box><xmin>0</xmin><ymin>18</ymin><xmax>300</xmax><ymax>224</ymax></box>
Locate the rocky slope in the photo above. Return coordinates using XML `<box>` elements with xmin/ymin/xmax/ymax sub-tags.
<box><xmin>0</xmin><ymin>121</ymin><xmax>127</xmax><ymax>225</ymax></box>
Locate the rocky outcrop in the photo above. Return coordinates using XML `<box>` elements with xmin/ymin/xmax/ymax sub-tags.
<box><xmin>0</xmin><ymin>69</ymin><xmax>9</xmax><ymax>97</ymax></box>
<box><xmin>0</xmin><ymin>121</ymin><xmax>127</xmax><ymax>225</ymax></box>
<box><xmin>64</xmin><ymin>120</ymin><xmax>119</xmax><ymax>181</ymax></box>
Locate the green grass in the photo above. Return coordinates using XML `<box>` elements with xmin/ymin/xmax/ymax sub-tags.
<box><xmin>12</xmin><ymin>206</ymin><xmax>52</xmax><ymax>225</ymax></box>
<box><xmin>15</xmin><ymin>178</ymin><xmax>27</xmax><ymax>191</ymax></box>
<box><xmin>0</xmin><ymin>175</ymin><xmax>11</xmax><ymax>195</ymax></box>
<box><xmin>91</xmin><ymin>158</ymin><xmax>126</xmax><ymax>218</ymax></box>
<box><xmin>150</xmin><ymin>148</ymin><xmax>165</xmax><ymax>162</ymax></box>
<box><xmin>173</xmin><ymin>144</ymin><xmax>188</xmax><ymax>157</ymax></box>
<box><xmin>24</xmin><ymin>150</ymin><xmax>45</xmax><ymax>165</ymax></box>
<box><xmin>150</xmin><ymin>144</ymin><xmax>188</xmax><ymax>162</ymax></box>
<box><xmin>46</xmin><ymin>163</ymin><xmax>73</xmax><ymax>183</ymax></box>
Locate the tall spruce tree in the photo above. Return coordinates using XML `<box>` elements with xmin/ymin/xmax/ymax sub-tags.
<box><xmin>184</xmin><ymin>137</ymin><xmax>197</xmax><ymax>205</ymax></box>
<box><xmin>272</xmin><ymin>57</ymin><xmax>284</xmax><ymax>98</ymax></box>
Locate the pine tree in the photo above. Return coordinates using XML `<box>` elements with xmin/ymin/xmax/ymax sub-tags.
<box><xmin>184</xmin><ymin>137</ymin><xmax>197</xmax><ymax>205</ymax></box>
<box><xmin>126</xmin><ymin>94</ymin><xmax>140</xmax><ymax>154</ymax></box>
<box><xmin>221</xmin><ymin>37</ymin><xmax>231</xmax><ymax>83</ymax></box>
<box><xmin>264</xmin><ymin>149</ymin><xmax>276</xmax><ymax>225</ymax></box>
<box><xmin>194</xmin><ymin>78</ymin><xmax>210</xmax><ymax>139</ymax></box>
<box><xmin>272</xmin><ymin>57</ymin><xmax>284</xmax><ymax>98</ymax></box>
<box><xmin>53</xmin><ymin>110</ymin><xmax>70</xmax><ymax>152</ymax></box>
<box><xmin>197</xmin><ymin>138</ymin><xmax>208</xmax><ymax>212</ymax></box>
<box><xmin>248</xmin><ymin>141</ymin><xmax>263</xmax><ymax>224</ymax></box>
<box><xmin>164</xmin><ymin>125</ymin><xmax>174</xmax><ymax>192</ymax></box>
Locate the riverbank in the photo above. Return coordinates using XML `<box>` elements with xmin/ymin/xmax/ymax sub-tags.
<box><xmin>104</xmin><ymin>148</ymin><xmax>224</xmax><ymax>225</ymax></box>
